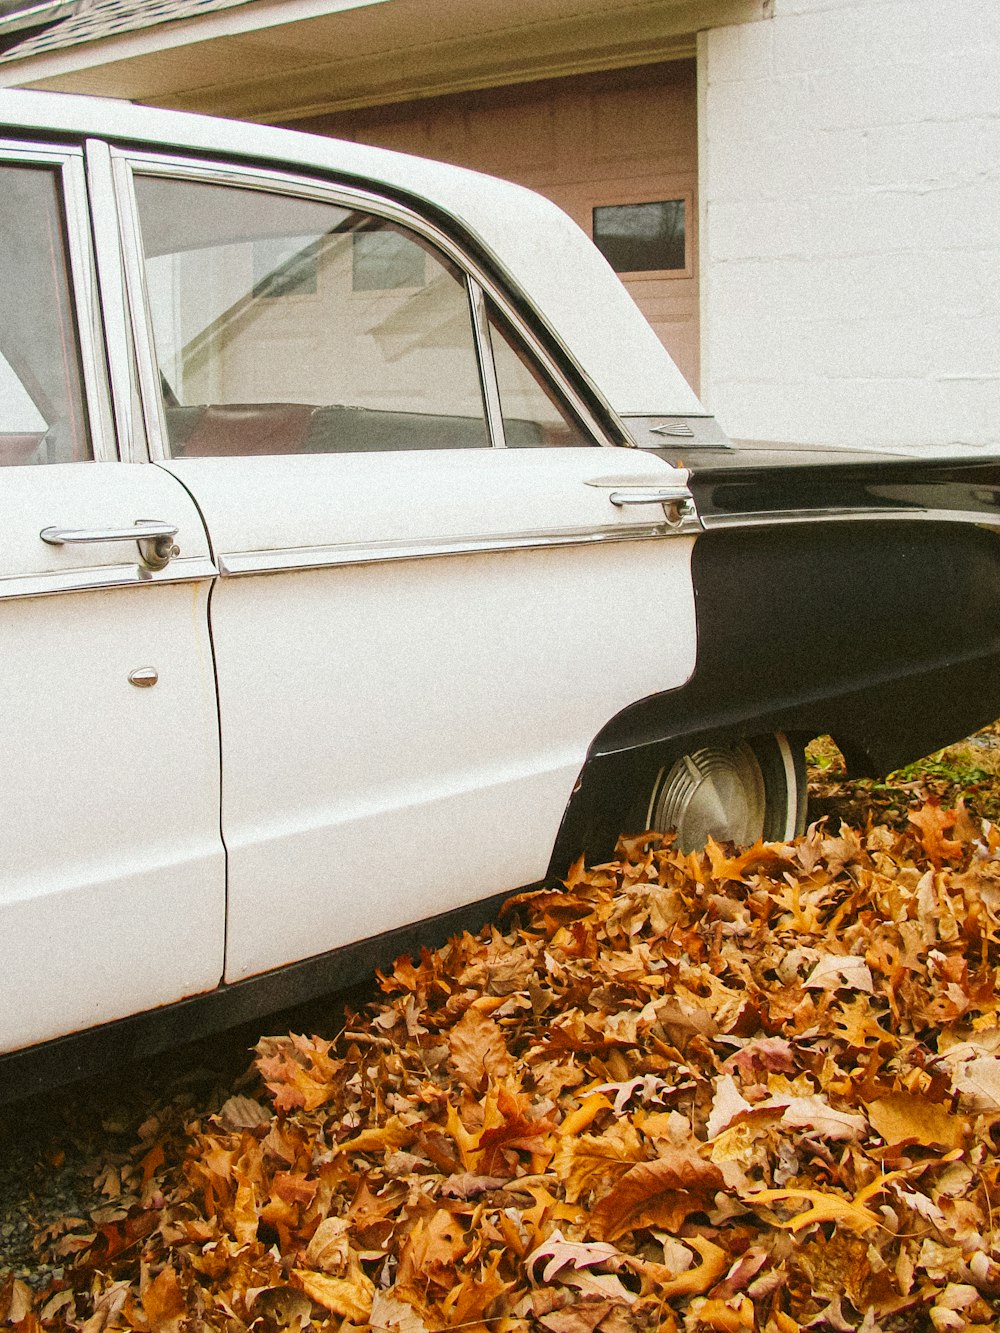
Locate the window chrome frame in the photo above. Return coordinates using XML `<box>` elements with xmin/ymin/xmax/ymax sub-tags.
<box><xmin>107</xmin><ymin>149</ymin><xmax>619</xmax><ymax>461</ymax></box>
<box><xmin>0</xmin><ymin>138</ymin><xmax>117</xmax><ymax>464</ymax></box>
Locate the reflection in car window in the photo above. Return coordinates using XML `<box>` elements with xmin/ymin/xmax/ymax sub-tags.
<box><xmin>0</xmin><ymin>164</ymin><xmax>91</xmax><ymax>466</ymax></box>
<box><xmin>486</xmin><ymin>303</ymin><xmax>594</xmax><ymax>448</ymax></box>
<box><xmin>133</xmin><ymin>175</ymin><xmax>491</xmax><ymax>456</ymax></box>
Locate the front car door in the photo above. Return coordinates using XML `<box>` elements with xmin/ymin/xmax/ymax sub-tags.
<box><xmin>0</xmin><ymin>140</ymin><xmax>225</xmax><ymax>1053</ymax></box>
<box><xmin>112</xmin><ymin>153</ymin><xmax>699</xmax><ymax>983</ymax></box>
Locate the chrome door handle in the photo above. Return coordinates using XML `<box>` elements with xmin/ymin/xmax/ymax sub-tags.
<box><xmin>606</xmin><ymin>488</ymin><xmax>700</xmax><ymax>532</ymax></box>
<box><xmin>607</xmin><ymin>488</ymin><xmax>688</xmax><ymax>506</ymax></box>
<box><xmin>40</xmin><ymin>520</ymin><xmax>180</xmax><ymax>570</ymax></box>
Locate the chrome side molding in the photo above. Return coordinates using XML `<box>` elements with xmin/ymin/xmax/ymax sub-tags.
<box><xmin>700</xmin><ymin>505</ymin><xmax>1000</xmax><ymax>532</ymax></box>
<box><xmin>218</xmin><ymin>521</ymin><xmax>695</xmax><ymax>578</ymax></box>
<box><xmin>0</xmin><ymin>556</ymin><xmax>217</xmax><ymax>601</ymax></box>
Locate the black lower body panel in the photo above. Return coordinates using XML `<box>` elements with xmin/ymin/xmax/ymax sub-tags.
<box><xmin>0</xmin><ymin>889</ymin><xmax>513</xmax><ymax>1104</ymax></box>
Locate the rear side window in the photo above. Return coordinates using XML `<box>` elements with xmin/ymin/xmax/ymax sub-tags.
<box><xmin>132</xmin><ymin>175</ymin><xmax>491</xmax><ymax>456</ymax></box>
<box><xmin>0</xmin><ymin>163</ymin><xmax>91</xmax><ymax>466</ymax></box>
<box><xmin>486</xmin><ymin>302</ymin><xmax>594</xmax><ymax>448</ymax></box>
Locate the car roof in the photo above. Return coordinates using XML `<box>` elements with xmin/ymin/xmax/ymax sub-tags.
<box><xmin>0</xmin><ymin>87</ymin><xmax>704</xmax><ymax>421</ymax></box>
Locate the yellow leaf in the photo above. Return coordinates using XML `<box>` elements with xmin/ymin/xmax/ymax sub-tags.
<box><xmin>745</xmin><ymin>1188</ymin><xmax>880</xmax><ymax>1234</ymax></box>
<box><xmin>336</xmin><ymin>1114</ymin><xmax>413</xmax><ymax>1157</ymax></box>
<box><xmin>558</xmin><ymin>1092</ymin><xmax>613</xmax><ymax>1137</ymax></box>
<box><xmin>292</xmin><ymin>1267</ymin><xmax>374</xmax><ymax>1321</ymax></box>
<box><xmin>448</xmin><ymin>1007</ymin><xmax>513</xmax><ymax>1091</ymax></box>
<box><xmin>868</xmin><ymin>1093</ymin><xmax>967</xmax><ymax>1150</ymax></box>
<box><xmin>231</xmin><ymin>1178</ymin><xmax>258</xmax><ymax>1248</ymax></box>
<box><xmin>551</xmin><ymin>1121</ymin><xmax>643</xmax><ymax>1203</ymax></box>
<box><xmin>656</xmin><ymin>1236</ymin><xmax>729</xmax><ymax>1300</ymax></box>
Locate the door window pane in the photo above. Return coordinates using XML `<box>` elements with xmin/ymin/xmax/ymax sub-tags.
<box><xmin>593</xmin><ymin>199</ymin><xmax>686</xmax><ymax>274</ymax></box>
<box><xmin>487</xmin><ymin>304</ymin><xmax>594</xmax><ymax>448</ymax></box>
<box><xmin>0</xmin><ymin>164</ymin><xmax>91</xmax><ymax>466</ymax></box>
<box><xmin>133</xmin><ymin>175</ymin><xmax>490</xmax><ymax>456</ymax></box>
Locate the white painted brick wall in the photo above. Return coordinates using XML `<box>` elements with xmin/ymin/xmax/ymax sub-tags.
<box><xmin>699</xmin><ymin>0</ymin><xmax>1000</xmax><ymax>448</ymax></box>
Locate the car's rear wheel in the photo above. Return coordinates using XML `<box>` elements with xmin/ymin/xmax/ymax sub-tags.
<box><xmin>643</xmin><ymin>732</ymin><xmax>806</xmax><ymax>853</ymax></box>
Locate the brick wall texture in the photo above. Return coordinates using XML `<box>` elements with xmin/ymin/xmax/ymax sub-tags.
<box><xmin>699</xmin><ymin>0</ymin><xmax>1000</xmax><ymax>448</ymax></box>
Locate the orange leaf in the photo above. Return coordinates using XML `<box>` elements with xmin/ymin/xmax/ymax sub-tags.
<box><xmin>705</xmin><ymin>837</ymin><xmax>787</xmax><ymax>883</ymax></box>
<box><xmin>552</xmin><ymin>1122</ymin><xmax>644</xmax><ymax>1203</ymax></box>
<box><xmin>559</xmin><ymin>1092</ymin><xmax>613</xmax><ymax>1137</ymax></box>
<box><xmin>142</xmin><ymin>1266</ymin><xmax>185</xmax><ymax>1333</ymax></box>
<box><xmin>588</xmin><ymin>1148</ymin><xmax>725</xmax><ymax>1240</ymax></box>
<box><xmin>909</xmin><ymin>800</ymin><xmax>963</xmax><ymax>865</ymax></box>
<box><xmin>744</xmin><ymin>1187</ymin><xmax>880</xmax><ymax>1233</ymax></box>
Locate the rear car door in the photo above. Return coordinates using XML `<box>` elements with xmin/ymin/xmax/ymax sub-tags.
<box><xmin>0</xmin><ymin>141</ymin><xmax>225</xmax><ymax>1053</ymax></box>
<box><xmin>112</xmin><ymin>153</ymin><xmax>699</xmax><ymax>983</ymax></box>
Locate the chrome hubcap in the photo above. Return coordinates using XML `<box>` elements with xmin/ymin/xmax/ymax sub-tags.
<box><xmin>647</xmin><ymin>744</ymin><xmax>767</xmax><ymax>852</ymax></box>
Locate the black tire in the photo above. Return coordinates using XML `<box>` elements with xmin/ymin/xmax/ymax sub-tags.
<box><xmin>643</xmin><ymin>732</ymin><xmax>806</xmax><ymax>853</ymax></box>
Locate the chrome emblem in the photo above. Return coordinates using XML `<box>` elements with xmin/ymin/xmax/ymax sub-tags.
<box><xmin>651</xmin><ymin>420</ymin><xmax>695</xmax><ymax>438</ymax></box>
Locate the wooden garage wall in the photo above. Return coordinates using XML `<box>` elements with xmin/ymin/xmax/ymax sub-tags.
<box><xmin>290</xmin><ymin>59</ymin><xmax>700</xmax><ymax>392</ymax></box>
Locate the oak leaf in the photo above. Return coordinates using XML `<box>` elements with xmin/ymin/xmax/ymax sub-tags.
<box><xmin>744</xmin><ymin>1187</ymin><xmax>880</xmax><ymax>1233</ymax></box>
<box><xmin>447</xmin><ymin>1006</ymin><xmax>513</xmax><ymax>1091</ymax></box>
<box><xmin>526</xmin><ymin>1230</ymin><xmax>622</xmax><ymax>1284</ymax></box>
<box><xmin>803</xmin><ymin>954</ymin><xmax>874</xmax><ymax>993</ymax></box>
<box><xmin>369</xmin><ymin>1291</ymin><xmax>432</xmax><ymax>1333</ymax></box>
<box><xmin>909</xmin><ymin>801</ymin><xmax>964</xmax><ymax>865</ymax></box>
<box><xmin>396</xmin><ymin>1209</ymin><xmax>470</xmax><ymax>1295</ymax></box>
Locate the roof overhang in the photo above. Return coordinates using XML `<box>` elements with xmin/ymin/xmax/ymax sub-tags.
<box><xmin>0</xmin><ymin>0</ymin><xmax>758</xmax><ymax>123</ymax></box>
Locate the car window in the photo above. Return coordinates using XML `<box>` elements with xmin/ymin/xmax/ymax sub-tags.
<box><xmin>0</xmin><ymin>162</ymin><xmax>91</xmax><ymax>466</ymax></box>
<box><xmin>132</xmin><ymin>175</ymin><xmax>490</xmax><ymax>456</ymax></box>
<box><xmin>486</xmin><ymin>302</ymin><xmax>595</xmax><ymax>448</ymax></box>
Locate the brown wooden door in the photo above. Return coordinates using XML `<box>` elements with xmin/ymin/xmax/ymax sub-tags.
<box><xmin>295</xmin><ymin>60</ymin><xmax>700</xmax><ymax>392</ymax></box>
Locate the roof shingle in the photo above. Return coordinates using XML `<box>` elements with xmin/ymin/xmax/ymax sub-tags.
<box><xmin>0</xmin><ymin>0</ymin><xmax>259</xmax><ymax>62</ymax></box>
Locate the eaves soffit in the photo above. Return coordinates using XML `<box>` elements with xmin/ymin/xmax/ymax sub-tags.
<box><xmin>0</xmin><ymin>0</ymin><xmax>758</xmax><ymax>120</ymax></box>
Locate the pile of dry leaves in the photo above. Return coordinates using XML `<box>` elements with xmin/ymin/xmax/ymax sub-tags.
<box><xmin>6</xmin><ymin>799</ymin><xmax>1000</xmax><ymax>1332</ymax></box>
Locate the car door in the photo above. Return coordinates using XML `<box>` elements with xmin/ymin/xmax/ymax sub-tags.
<box><xmin>0</xmin><ymin>141</ymin><xmax>225</xmax><ymax>1053</ymax></box>
<box><xmin>113</xmin><ymin>153</ymin><xmax>699</xmax><ymax>983</ymax></box>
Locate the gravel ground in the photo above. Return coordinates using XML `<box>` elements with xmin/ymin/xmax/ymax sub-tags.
<box><xmin>0</xmin><ymin>988</ymin><xmax>369</xmax><ymax>1286</ymax></box>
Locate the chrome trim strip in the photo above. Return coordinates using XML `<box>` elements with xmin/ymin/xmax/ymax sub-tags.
<box><xmin>109</xmin><ymin>150</ymin><xmax>617</xmax><ymax>459</ymax></box>
<box><xmin>0</xmin><ymin>557</ymin><xmax>218</xmax><ymax>602</ymax></box>
<box><xmin>218</xmin><ymin>522</ymin><xmax>689</xmax><ymax>576</ymax></box>
<box><xmin>60</xmin><ymin>154</ymin><xmax>118</xmax><ymax>464</ymax></box>
<box><xmin>469</xmin><ymin>278</ymin><xmax>507</xmax><ymax>448</ymax></box>
<box><xmin>0</xmin><ymin>139</ymin><xmax>82</xmax><ymax>162</ymax></box>
<box><xmin>85</xmin><ymin>140</ymin><xmax>141</xmax><ymax>462</ymax></box>
<box><xmin>700</xmin><ymin>505</ymin><xmax>1000</xmax><ymax>531</ymax></box>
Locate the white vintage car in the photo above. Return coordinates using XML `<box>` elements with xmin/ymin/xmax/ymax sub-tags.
<box><xmin>3</xmin><ymin>88</ymin><xmax>998</xmax><ymax>1094</ymax></box>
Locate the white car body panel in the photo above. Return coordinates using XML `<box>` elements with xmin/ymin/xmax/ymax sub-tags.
<box><xmin>0</xmin><ymin>465</ymin><xmax>225</xmax><ymax>1049</ymax></box>
<box><xmin>0</xmin><ymin>90</ymin><xmax>710</xmax><ymax>1071</ymax></box>
<box><xmin>160</xmin><ymin>450</ymin><xmax>697</xmax><ymax>981</ymax></box>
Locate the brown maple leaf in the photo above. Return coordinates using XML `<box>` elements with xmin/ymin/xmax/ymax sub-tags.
<box><xmin>588</xmin><ymin>1148</ymin><xmax>725</xmax><ymax>1240</ymax></box>
<box><xmin>141</xmin><ymin>1266</ymin><xmax>186</xmax><ymax>1333</ymax></box>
